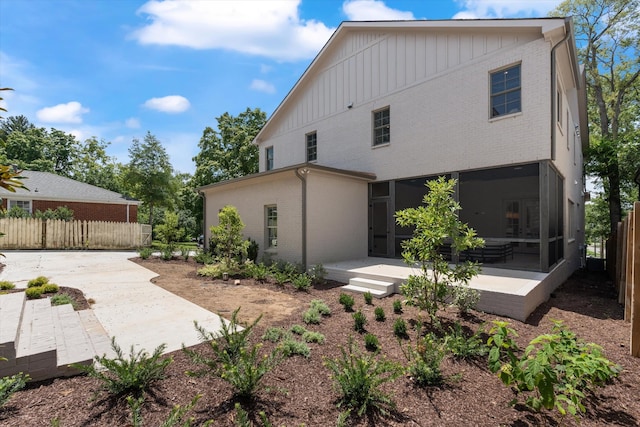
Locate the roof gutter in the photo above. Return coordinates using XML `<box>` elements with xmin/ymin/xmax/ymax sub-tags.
<box><xmin>550</xmin><ymin>19</ymin><xmax>572</xmax><ymax>161</ymax></box>
<box><xmin>295</xmin><ymin>167</ymin><xmax>308</xmax><ymax>270</ymax></box>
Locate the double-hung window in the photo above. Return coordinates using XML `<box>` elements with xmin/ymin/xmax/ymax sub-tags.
<box><xmin>8</xmin><ymin>200</ymin><xmax>31</xmax><ymax>214</ymax></box>
<box><xmin>490</xmin><ymin>64</ymin><xmax>521</xmax><ymax>118</ymax></box>
<box><xmin>265</xmin><ymin>205</ymin><xmax>277</xmax><ymax>248</ymax></box>
<box><xmin>372</xmin><ymin>107</ymin><xmax>390</xmax><ymax>146</ymax></box>
<box><xmin>306</xmin><ymin>131</ymin><xmax>317</xmax><ymax>162</ymax></box>
<box><xmin>265</xmin><ymin>146</ymin><xmax>274</xmax><ymax>171</ymax></box>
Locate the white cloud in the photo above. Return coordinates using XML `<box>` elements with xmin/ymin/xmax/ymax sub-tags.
<box><xmin>132</xmin><ymin>0</ymin><xmax>335</xmax><ymax>62</ymax></box>
<box><xmin>143</xmin><ymin>95</ymin><xmax>190</xmax><ymax>113</ymax></box>
<box><xmin>36</xmin><ymin>101</ymin><xmax>89</xmax><ymax>124</ymax></box>
<box><xmin>250</xmin><ymin>79</ymin><xmax>276</xmax><ymax>94</ymax></box>
<box><xmin>342</xmin><ymin>0</ymin><xmax>415</xmax><ymax>20</ymax></box>
<box><xmin>453</xmin><ymin>0</ymin><xmax>562</xmax><ymax>19</ymax></box>
<box><xmin>126</xmin><ymin>117</ymin><xmax>141</xmax><ymax>128</ymax></box>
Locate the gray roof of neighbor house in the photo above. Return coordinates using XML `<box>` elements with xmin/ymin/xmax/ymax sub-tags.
<box><xmin>0</xmin><ymin>171</ymin><xmax>140</xmax><ymax>205</ymax></box>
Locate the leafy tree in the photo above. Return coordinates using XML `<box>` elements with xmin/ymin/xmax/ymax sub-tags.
<box><xmin>155</xmin><ymin>211</ymin><xmax>185</xmax><ymax>246</ymax></box>
<box><xmin>122</xmin><ymin>132</ymin><xmax>175</xmax><ymax>228</ymax></box>
<box><xmin>71</xmin><ymin>137</ymin><xmax>124</xmax><ymax>193</ymax></box>
<box><xmin>0</xmin><ymin>90</ymin><xmax>27</xmax><ymax>195</ymax></box>
<box><xmin>209</xmin><ymin>205</ymin><xmax>249</xmax><ymax>265</ymax></box>
<box><xmin>0</xmin><ymin>114</ymin><xmax>34</xmax><ymax>144</ymax></box>
<box><xmin>552</xmin><ymin>0</ymin><xmax>640</xmax><ymax>234</ymax></box>
<box><xmin>395</xmin><ymin>177</ymin><xmax>483</xmax><ymax>320</ymax></box>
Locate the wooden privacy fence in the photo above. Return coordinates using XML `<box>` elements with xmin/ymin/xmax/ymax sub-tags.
<box><xmin>0</xmin><ymin>218</ymin><xmax>150</xmax><ymax>249</ymax></box>
<box><xmin>617</xmin><ymin>202</ymin><xmax>640</xmax><ymax>357</ymax></box>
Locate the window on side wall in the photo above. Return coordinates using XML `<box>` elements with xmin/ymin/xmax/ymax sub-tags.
<box><xmin>372</xmin><ymin>107</ymin><xmax>390</xmax><ymax>146</ymax></box>
<box><xmin>490</xmin><ymin>64</ymin><xmax>521</xmax><ymax>118</ymax></box>
<box><xmin>8</xmin><ymin>200</ymin><xmax>32</xmax><ymax>214</ymax></box>
<box><xmin>265</xmin><ymin>205</ymin><xmax>277</xmax><ymax>249</ymax></box>
<box><xmin>265</xmin><ymin>146</ymin><xmax>274</xmax><ymax>171</ymax></box>
<box><xmin>306</xmin><ymin>131</ymin><xmax>317</xmax><ymax>162</ymax></box>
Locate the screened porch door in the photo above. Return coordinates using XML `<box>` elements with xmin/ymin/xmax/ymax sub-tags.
<box><xmin>505</xmin><ymin>198</ymin><xmax>540</xmax><ymax>253</ymax></box>
<box><xmin>369</xmin><ymin>201</ymin><xmax>390</xmax><ymax>257</ymax></box>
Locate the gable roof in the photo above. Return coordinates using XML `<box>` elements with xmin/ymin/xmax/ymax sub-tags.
<box><xmin>0</xmin><ymin>171</ymin><xmax>139</xmax><ymax>205</ymax></box>
<box><xmin>254</xmin><ymin>17</ymin><xmax>580</xmax><ymax>146</ymax></box>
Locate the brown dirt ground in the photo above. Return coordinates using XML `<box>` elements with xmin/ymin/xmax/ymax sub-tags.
<box><xmin>2</xmin><ymin>257</ymin><xmax>639</xmax><ymax>427</ymax></box>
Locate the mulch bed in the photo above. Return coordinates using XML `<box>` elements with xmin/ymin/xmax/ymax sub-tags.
<box><xmin>1</xmin><ymin>266</ymin><xmax>639</xmax><ymax>427</ymax></box>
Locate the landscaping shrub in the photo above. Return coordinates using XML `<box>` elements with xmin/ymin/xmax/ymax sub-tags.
<box><xmin>160</xmin><ymin>245</ymin><xmax>175</xmax><ymax>261</ymax></box>
<box><xmin>127</xmin><ymin>394</ymin><xmax>212</xmax><ymax>427</ymax></box>
<box><xmin>50</xmin><ymin>294</ymin><xmax>78</xmax><ymax>310</ymax></box>
<box><xmin>451</xmin><ymin>284</ymin><xmax>480</xmax><ymax>315</ymax></box>
<box><xmin>208</xmin><ymin>205</ymin><xmax>250</xmax><ymax>264</ymax></box>
<box><xmin>194</xmin><ymin>249</ymin><xmax>214</xmax><ymax>265</ymax></box>
<box><xmin>353</xmin><ymin>310</ymin><xmax>367</xmax><ymax>333</ymax></box>
<box><xmin>302</xmin><ymin>331</ymin><xmax>325</xmax><ymax>344</ymax></box>
<box><xmin>443</xmin><ymin>322</ymin><xmax>487</xmax><ymax>359</ymax></box>
<box><xmin>487</xmin><ymin>320</ymin><xmax>620</xmax><ymax>417</ymax></box>
<box><xmin>244</xmin><ymin>261</ymin><xmax>270</xmax><ymax>281</ymax></box>
<box><xmin>374</xmin><ymin>307</ymin><xmax>386</xmax><ymax>322</ymax></box>
<box><xmin>27</xmin><ymin>276</ymin><xmax>49</xmax><ymax>288</ymax></box>
<box><xmin>289</xmin><ymin>324</ymin><xmax>306</xmax><ymax>335</ymax></box>
<box><xmin>364</xmin><ymin>333</ymin><xmax>380</xmax><ymax>352</ymax></box>
<box><xmin>324</xmin><ymin>338</ymin><xmax>402</xmax><ymax>418</ymax></box>
<box><xmin>310</xmin><ymin>299</ymin><xmax>331</xmax><ymax>316</ymax></box>
<box><xmin>308</xmin><ymin>263</ymin><xmax>327</xmax><ymax>284</ymax></box>
<box><xmin>403</xmin><ymin>333</ymin><xmax>445</xmax><ymax>387</ymax></box>
<box><xmin>393</xmin><ymin>318</ymin><xmax>408</xmax><ymax>339</ymax></box>
<box><xmin>338</xmin><ymin>293</ymin><xmax>355</xmax><ymax>311</ymax></box>
<box><xmin>262</xmin><ymin>327</ymin><xmax>287</xmax><ymax>343</ymax></box>
<box><xmin>0</xmin><ymin>361</ymin><xmax>29</xmax><ymax>408</ymax></box>
<box><xmin>25</xmin><ymin>286</ymin><xmax>44</xmax><ymax>299</ymax></box>
<box><xmin>363</xmin><ymin>291</ymin><xmax>373</xmax><ymax>305</ymax></box>
<box><xmin>303</xmin><ymin>307</ymin><xmax>321</xmax><ymax>325</ymax></box>
<box><xmin>179</xmin><ymin>246</ymin><xmax>190</xmax><ymax>261</ymax></box>
<box><xmin>72</xmin><ymin>337</ymin><xmax>172</xmax><ymax>398</ymax></box>
<box><xmin>137</xmin><ymin>247</ymin><xmax>153</xmax><ymax>260</ymax></box>
<box><xmin>246</xmin><ymin>238</ymin><xmax>259</xmax><ymax>262</ymax></box>
<box><xmin>197</xmin><ymin>261</ymin><xmax>241</xmax><ymax>279</ymax></box>
<box><xmin>393</xmin><ymin>300</ymin><xmax>403</xmax><ymax>314</ymax></box>
<box><xmin>0</xmin><ymin>281</ymin><xmax>15</xmax><ymax>290</ymax></box>
<box><xmin>292</xmin><ymin>273</ymin><xmax>312</xmax><ymax>291</ymax></box>
<box><xmin>280</xmin><ymin>337</ymin><xmax>310</xmax><ymax>358</ymax></box>
<box><xmin>42</xmin><ymin>283</ymin><xmax>59</xmax><ymax>293</ymax></box>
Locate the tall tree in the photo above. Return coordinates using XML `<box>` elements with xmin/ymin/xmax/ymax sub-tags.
<box><xmin>71</xmin><ymin>137</ymin><xmax>124</xmax><ymax>193</ymax></box>
<box><xmin>0</xmin><ymin>89</ymin><xmax>26</xmax><ymax>193</ymax></box>
<box><xmin>552</xmin><ymin>0</ymin><xmax>640</xmax><ymax>234</ymax></box>
<box><xmin>123</xmin><ymin>132</ymin><xmax>175</xmax><ymax>227</ymax></box>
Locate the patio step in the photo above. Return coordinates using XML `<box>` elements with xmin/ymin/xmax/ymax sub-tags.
<box><xmin>0</xmin><ymin>294</ymin><xmax>112</xmax><ymax>381</ymax></box>
<box><xmin>0</xmin><ymin>292</ymin><xmax>26</xmax><ymax>360</ymax></box>
<box><xmin>342</xmin><ymin>277</ymin><xmax>395</xmax><ymax>298</ymax></box>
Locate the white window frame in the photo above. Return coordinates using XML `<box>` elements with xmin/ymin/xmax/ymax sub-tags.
<box><xmin>372</xmin><ymin>106</ymin><xmax>390</xmax><ymax>146</ymax></box>
<box><xmin>8</xmin><ymin>199</ymin><xmax>32</xmax><ymax>214</ymax></box>
<box><xmin>265</xmin><ymin>146</ymin><xmax>274</xmax><ymax>171</ymax></box>
<box><xmin>568</xmin><ymin>199</ymin><xmax>576</xmax><ymax>242</ymax></box>
<box><xmin>306</xmin><ymin>131</ymin><xmax>317</xmax><ymax>162</ymax></box>
<box><xmin>490</xmin><ymin>63</ymin><xmax>521</xmax><ymax>118</ymax></box>
<box><xmin>265</xmin><ymin>205</ymin><xmax>277</xmax><ymax>249</ymax></box>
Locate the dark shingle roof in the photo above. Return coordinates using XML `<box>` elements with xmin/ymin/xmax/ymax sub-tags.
<box><xmin>0</xmin><ymin>171</ymin><xmax>139</xmax><ymax>205</ymax></box>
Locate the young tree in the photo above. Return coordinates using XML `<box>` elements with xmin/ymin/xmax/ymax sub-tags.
<box><xmin>122</xmin><ymin>132</ymin><xmax>175</xmax><ymax>227</ymax></box>
<box><xmin>395</xmin><ymin>177</ymin><xmax>484</xmax><ymax>320</ymax></box>
<box><xmin>154</xmin><ymin>211</ymin><xmax>185</xmax><ymax>246</ymax></box>
<box><xmin>209</xmin><ymin>205</ymin><xmax>249</xmax><ymax>265</ymax></box>
<box><xmin>551</xmin><ymin>0</ymin><xmax>640</xmax><ymax>234</ymax></box>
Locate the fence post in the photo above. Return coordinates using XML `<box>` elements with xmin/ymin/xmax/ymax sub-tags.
<box><xmin>631</xmin><ymin>203</ymin><xmax>640</xmax><ymax>357</ymax></box>
<box><xmin>623</xmin><ymin>216</ymin><xmax>631</xmax><ymax>321</ymax></box>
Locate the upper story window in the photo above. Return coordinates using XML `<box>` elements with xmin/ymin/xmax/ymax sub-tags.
<box><xmin>8</xmin><ymin>200</ymin><xmax>31</xmax><ymax>214</ymax></box>
<box><xmin>306</xmin><ymin>131</ymin><xmax>317</xmax><ymax>162</ymax></box>
<box><xmin>372</xmin><ymin>107</ymin><xmax>390</xmax><ymax>146</ymax></box>
<box><xmin>265</xmin><ymin>146</ymin><xmax>274</xmax><ymax>171</ymax></box>
<box><xmin>490</xmin><ymin>64</ymin><xmax>521</xmax><ymax>118</ymax></box>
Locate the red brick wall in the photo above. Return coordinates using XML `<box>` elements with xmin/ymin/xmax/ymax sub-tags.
<box><xmin>1</xmin><ymin>199</ymin><xmax>138</xmax><ymax>223</ymax></box>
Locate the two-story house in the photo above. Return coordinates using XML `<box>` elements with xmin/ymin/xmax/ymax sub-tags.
<box><xmin>200</xmin><ymin>18</ymin><xmax>588</xmax><ymax>307</ymax></box>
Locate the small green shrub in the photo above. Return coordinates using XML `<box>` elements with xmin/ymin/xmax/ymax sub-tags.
<box><xmin>289</xmin><ymin>324</ymin><xmax>307</xmax><ymax>335</ymax></box>
<box><xmin>310</xmin><ymin>299</ymin><xmax>331</xmax><ymax>316</ymax></box>
<box><xmin>72</xmin><ymin>337</ymin><xmax>172</xmax><ymax>398</ymax></box>
<box><xmin>127</xmin><ymin>393</ymin><xmax>212</xmax><ymax>427</ymax></box>
<box><xmin>246</xmin><ymin>238</ymin><xmax>259</xmax><ymax>262</ymax></box>
<box><xmin>280</xmin><ymin>337</ymin><xmax>310</xmax><ymax>358</ymax></box>
<box><xmin>42</xmin><ymin>283</ymin><xmax>59</xmax><ymax>293</ymax></box>
<box><xmin>180</xmin><ymin>246</ymin><xmax>190</xmax><ymax>261</ymax></box>
<box><xmin>324</xmin><ymin>338</ymin><xmax>402</xmax><ymax>418</ymax></box>
<box><xmin>194</xmin><ymin>249</ymin><xmax>214</xmax><ymax>264</ymax></box>
<box><xmin>292</xmin><ymin>273</ymin><xmax>312</xmax><ymax>291</ymax></box>
<box><xmin>444</xmin><ymin>322</ymin><xmax>487</xmax><ymax>359</ymax></box>
<box><xmin>353</xmin><ymin>310</ymin><xmax>367</xmax><ymax>333</ymax></box>
<box><xmin>25</xmin><ymin>286</ymin><xmax>44</xmax><ymax>299</ymax></box>
<box><xmin>364</xmin><ymin>333</ymin><xmax>380</xmax><ymax>352</ymax></box>
<box><xmin>137</xmin><ymin>247</ymin><xmax>153</xmax><ymax>260</ymax></box>
<box><xmin>234</xmin><ymin>402</ymin><xmax>272</xmax><ymax>427</ymax></box>
<box><xmin>451</xmin><ymin>284</ymin><xmax>480</xmax><ymax>314</ymax></box>
<box><xmin>303</xmin><ymin>307</ymin><xmax>321</xmax><ymax>325</ymax></box>
<box><xmin>308</xmin><ymin>263</ymin><xmax>327</xmax><ymax>284</ymax></box>
<box><xmin>197</xmin><ymin>261</ymin><xmax>241</xmax><ymax>279</ymax></box>
<box><xmin>244</xmin><ymin>261</ymin><xmax>270</xmax><ymax>281</ymax></box>
<box><xmin>0</xmin><ymin>281</ymin><xmax>15</xmax><ymax>290</ymax></box>
<box><xmin>262</xmin><ymin>327</ymin><xmax>287</xmax><ymax>343</ymax></box>
<box><xmin>374</xmin><ymin>307</ymin><xmax>386</xmax><ymax>322</ymax></box>
<box><xmin>393</xmin><ymin>318</ymin><xmax>408</xmax><ymax>339</ymax></box>
<box><xmin>302</xmin><ymin>331</ymin><xmax>325</xmax><ymax>344</ymax></box>
<box><xmin>160</xmin><ymin>245</ymin><xmax>175</xmax><ymax>261</ymax></box>
<box><xmin>50</xmin><ymin>294</ymin><xmax>78</xmax><ymax>310</ymax></box>
<box><xmin>27</xmin><ymin>276</ymin><xmax>49</xmax><ymax>288</ymax></box>
<box><xmin>338</xmin><ymin>293</ymin><xmax>355</xmax><ymax>311</ymax></box>
<box><xmin>0</xmin><ymin>360</ymin><xmax>29</xmax><ymax>408</ymax></box>
<box><xmin>392</xmin><ymin>300</ymin><xmax>403</xmax><ymax>314</ymax></box>
<box><xmin>363</xmin><ymin>291</ymin><xmax>373</xmax><ymax>305</ymax></box>
<box><xmin>403</xmin><ymin>333</ymin><xmax>445</xmax><ymax>386</ymax></box>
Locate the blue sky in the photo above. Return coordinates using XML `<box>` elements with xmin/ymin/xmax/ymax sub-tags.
<box><xmin>0</xmin><ymin>0</ymin><xmax>563</xmax><ymax>173</ymax></box>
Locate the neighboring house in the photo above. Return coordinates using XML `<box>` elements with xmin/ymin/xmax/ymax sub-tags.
<box><xmin>0</xmin><ymin>171</ymin><xmax>139</xmax><ymax>223</ymax></box>
<box><xmin>200</xmin><ymin>18</ymin><xmax>588</xmax><ymax>285</ymax></box>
